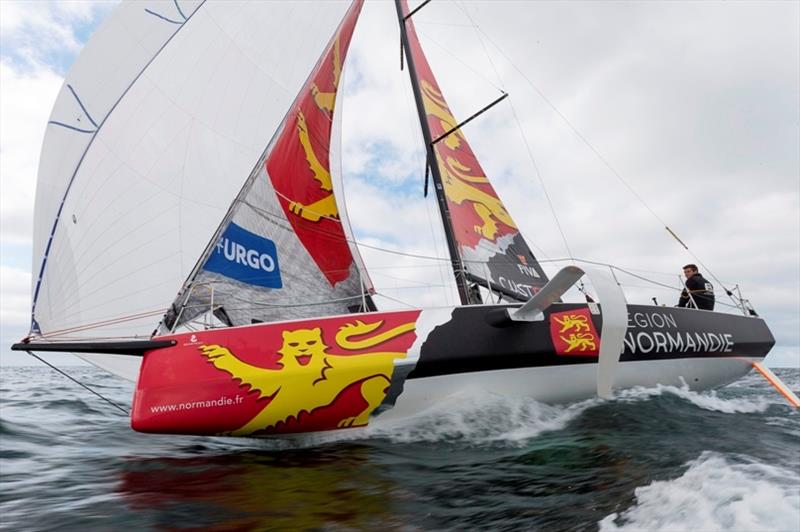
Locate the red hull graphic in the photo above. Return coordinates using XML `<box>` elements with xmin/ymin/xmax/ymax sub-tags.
<box><xmin>132</xmin><ymin>310</ymin><xmax>420</xmax><ymax>436</ymax></box>
<box><xmin>549</xmin><ymin>308</ymin><xmax>600</xmax><ymax>357</ymax></box>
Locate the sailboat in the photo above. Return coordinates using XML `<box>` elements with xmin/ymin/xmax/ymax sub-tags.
<box><xmin>13</xmin><ymin>0</ymin><xmax>784</xmax><ymax>437</ymax></box>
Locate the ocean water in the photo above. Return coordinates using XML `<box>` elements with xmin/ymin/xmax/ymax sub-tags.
<box><xmin>1</xmin><ymin>365</ymin><xmax>798</xmax><ymax>531</ymax></box>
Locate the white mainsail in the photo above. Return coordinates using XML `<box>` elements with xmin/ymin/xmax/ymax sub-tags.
<box><xmin>31</xmin><ymin>0</ymin><xmax>356</xmax><ymax>379</ymax></box>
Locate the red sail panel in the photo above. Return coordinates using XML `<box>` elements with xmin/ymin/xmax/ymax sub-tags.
<box><xmin>266</xmin><ymin>0</ymin><xmax>363</xmax><ymax>287</ymax></box>
<box><xmin>400</xmin><ymin>0</ymin><xmax>549</xmax><ymax>300</ymax></box>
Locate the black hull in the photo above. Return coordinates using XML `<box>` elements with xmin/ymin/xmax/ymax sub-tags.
<box><xmin>410</xmin><ymin>304</ymin><xmax>774</xmax><ymax>379</ymax></box>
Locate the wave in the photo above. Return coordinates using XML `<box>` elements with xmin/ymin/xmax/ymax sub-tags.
<box><xmin>363</xmin><ymin>392</ymin><xmax>597</xmax><ymax>445</ymax></box>
<box><xmin>599</xmin><ymin>451</ymin><xmax>800</xmax><ymax>531</ymax></box>
<box><xmin>228</xmin><ymin>380</ymin><xmax>780</xmax><ymax>449</ymax></box>
<box><xmin>614</xmin><ymin>381</ymin><xmax>773</xmax><ymax>413</ymax></box>
<box><xmin>231</xmin><ymin>392</ymin><xmax>600</xmax><ymax>450</ymax></box>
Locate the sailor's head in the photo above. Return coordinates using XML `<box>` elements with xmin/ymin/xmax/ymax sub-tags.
<box><xmin>683</xmin><ymin>264</ymin><xmax>699</xmax><ymax>278</ymax></box>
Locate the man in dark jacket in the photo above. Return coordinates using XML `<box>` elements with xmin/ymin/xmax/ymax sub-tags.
<box><xmin>677</xmin><ymin>264</ymin><xmax>715</xmax><ymax>310</ymax></box>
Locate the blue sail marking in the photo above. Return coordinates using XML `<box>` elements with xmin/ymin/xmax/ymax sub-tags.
<box><xmin>203</xmin><ymin>223</ymin><xmax>283</xmax><ymax>289</ymax></box>
<box><xmin>66</xmin><ymin>84</ymin><xmax>98</xmax><ymax>128</ymax></box>
<box><xmin>47</xmin><ymin>121</ymin><xmax>96</xmax><ymax>134</ymax></box>
<box><xmin>144</xmin><ymin>9</ymin><xmax>184</xmax><ymax>25</ymax></box>
<box><xmin>174</xmin><ymin>0</ymin><xmax>188</xmax><ymax>21</ymax></box>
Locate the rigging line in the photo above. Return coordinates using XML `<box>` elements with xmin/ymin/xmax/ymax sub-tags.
<box><xmin>247</xmin><ymin>194</ymin><xmax>721</xmax><ymax>297</ymax></box>
<box><xmin>401</xmin><ymin>65</ymin><xmax>452</xmax><ymax>306</ymax></box>
<box><xmin>24</xmin><ymin>351</ymin><xmax>130</xmax><ymax>416</ymax></box>
<box><xmin>453</xmin><ymin>2</ymin><xmax>503</xmax><ymax>88</ymax></box>
<box><xmin>199</xmin><ymin>294</ymin><xmax>363</xmax><ymax>310</ymax></box>
<box><xmin>471</xmin><ymin>24</ymin><xmax>737</xmax><ymax>301</ymax></box>
<box><xmin>509</xmin><ymin>94</ymin><xmax>575</xmax><ymax>261</ymax></box>
<box><xmin>404</xmin><ymin>0</ymin><xmax>433</xmax><ymax>20</ymax></box>
<box><xmin>241</xmin><ymin>195</ymin><xmax>537</xmax><ymax>268</ymax></box>
<box><xmin>372</xmin><ymin>270</ymin><xmax>450</xmax><ymax>288</ymax></box>
<box><xmin>431</xmin><ymin>93</ymin><xmax>508</xmax><ymax>146</ymax></box>
<box><xmin>567</xmin><ymin>257</ymin><xmax>681</xmax><ymax>292</ymax></box>
<box><xmin>29</xmin><ymin>333</ymin><xmax>159</xmax><ymax>341</ymax></box>
<box><xmin>415</xmin><ymin>21</ymin><xmax>475</xmax><ymax>28</ymax></box>
<box><xmin>456</xmin><ymin>2</ymin><xmax>574</xmax><ymax>265</ymax></box>
<box><xmin>187</xmin><ymin>294</ymin><xmax>364</xmax><ymax>310</ymax></box>
<box><xmin>414</xmin><ymin>28</ymin><xmax>505</xmax><ymax>93</ymax></box>
<box><xmin>36</xmin><ymin>308</ymin><xmax>168</xmax><ymax>339</ymax></box>
<box><xmin>372</xmin><ymin>291</ymin><xmax>417</xmax><ymax>309</ymax></box>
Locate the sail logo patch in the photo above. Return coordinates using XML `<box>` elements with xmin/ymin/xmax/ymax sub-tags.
<box><xmin>550</xmin><ymin>308</ymin><xmax>599</xmax><ymax>356</ymax></box>
<box><xmin>203</xmin><ymin>222</ymin><xmax>282</xmax><ymax>288</ymax></box>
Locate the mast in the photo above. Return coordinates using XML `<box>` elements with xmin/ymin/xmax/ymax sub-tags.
<box><xmin>394</xmin><ymin>0</ymin><xmax>476</xmax><ymax>306</ymax></box>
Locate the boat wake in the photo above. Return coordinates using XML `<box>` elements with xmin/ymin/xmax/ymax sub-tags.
<box><xmin>599</xmin><ymin>451</ymin><xmax>800</xmax><ymax>531</ymax></box>
<box><xmin>231</xmin><ymin>392</ymin><xmax>598</xmax><ymax>449</ymax></box>
<box><xmin>364</xmin><ymin>392</ymin><xmax>595</xmax><ymax>445</ymax></box>
<box><xmin>613</xmin><ymin>381</ymin><xmax>773</xmax><ymax>413</ymax></box>
<box><xmin>236</xmin><ymin>381</ymin><xmax>777</xmax><ymax>450</ymax></box>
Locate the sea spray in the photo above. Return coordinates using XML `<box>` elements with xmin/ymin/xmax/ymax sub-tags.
<box><xmin>599</xmin><ymin>452</ymin><xmax>800</xmax><ymax>531</ymax></box>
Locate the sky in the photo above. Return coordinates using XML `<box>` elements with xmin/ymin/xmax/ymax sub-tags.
<box><xmin>1</xmin><ymin>0</ymin><xmax>798</xmax><ymax>368</ymax></box>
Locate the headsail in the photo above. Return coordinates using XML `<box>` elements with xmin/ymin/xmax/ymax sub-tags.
<box><xmin>399</xmin><ymin>0</ymin><xmax>549</xmax><ymax>301</ymax></box>
<box><xmin>163</xmin><ymin>0</ymin><xmax>371</xmax><ymax>331</ymax></box>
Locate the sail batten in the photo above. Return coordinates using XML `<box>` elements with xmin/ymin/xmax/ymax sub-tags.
<box><xmin>398</xmin><ymin>0</ymin><xmax>549</xmax><ymax>302</ymax></box>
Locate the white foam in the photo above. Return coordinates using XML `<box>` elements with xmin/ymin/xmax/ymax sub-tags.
<box><xmin>615</xmin><ymin>381</ymin><xmax>772</xmax><ymax>414</ymax></box>
<box><xmin>362</xmin><ymin>392</ymin><xmax>597</xmax><ymax>445</ymax></box>
<box><xmin>599</xmin><ymin>452</ymin><xmax>800</xmax><ymax>532</ymax></box>
<box><xmin>233</xmin><ymin>392</ymin><xmax>597</xmax><ymax>448</ymax></box>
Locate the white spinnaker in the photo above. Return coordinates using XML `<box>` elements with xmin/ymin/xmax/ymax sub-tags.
<box><xmin>32</xmin><ymin>0</ymin><xmax>353</xmax><ymax>380</ymax></box>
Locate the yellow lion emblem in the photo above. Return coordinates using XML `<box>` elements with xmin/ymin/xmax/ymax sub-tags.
<box><xmin>200</xmin><ymin>320</ymin><xmax>415</xmax><ymax>435</ymax></box>
<box><xmin>553</xmin><ymin>314</ymin><xmax>590</xmax><ymax>334</ymax></box>
<box><xmin>560</xmin><ymin>333</ymin><xmax>596</xmax><ymax>353</ymax></box>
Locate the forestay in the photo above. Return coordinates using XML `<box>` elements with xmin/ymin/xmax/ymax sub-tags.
<box><xmin>400</xmin><ymin>0</ymin><xmax>549</xmax><ymax>301</ymax></box>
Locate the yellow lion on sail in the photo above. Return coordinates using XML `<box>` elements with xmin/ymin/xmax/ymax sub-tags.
<box><xmin>287</xmin><ymin>35</ymin><xmax>344</xmax><ymax>224</ymax></box>
<box><xmin>199</xmin><ymin>320</ymin><xmax>416</xmax><ymax>435</ymax></box>
<box><xmin>421</xmin><ymin>80</ymin><xmax>516</xmax><ymax>241</ymax></box>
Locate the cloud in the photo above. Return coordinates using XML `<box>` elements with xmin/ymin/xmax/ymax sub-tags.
<box><xmin>0</xmin><ymin>0</ymin><xmax>116</xmax><ymax>74</ymax></box>
<box><xmin>0</xmin><ymin>60</ymin><xmax>63</xmax><ymax>244</ymax></box>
